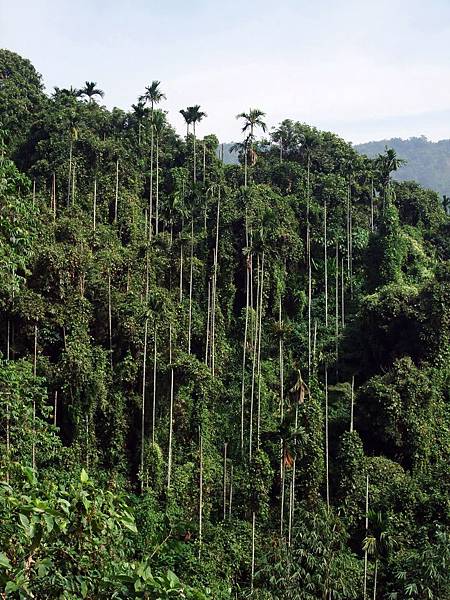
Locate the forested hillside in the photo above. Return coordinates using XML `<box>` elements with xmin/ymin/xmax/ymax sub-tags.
<box><xmin>0</xmin><ymin>49</ymin><xmax>449</xmax><ymax>599</ymax></box>
<box><xmin>356</xmin><ymin>136</ymin><xmax>450</xmax><ymax>199</ymax></box>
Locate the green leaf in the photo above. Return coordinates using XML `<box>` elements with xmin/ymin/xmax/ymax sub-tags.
<box><xmin>80</xmin><ymin>468</ymin><xmax>89</xmax><ymax>483</ymax></box>
<box><xmin>0</xmin><ymin>552</ymin><xmax>11</xmax><ymax>569</ymax></box>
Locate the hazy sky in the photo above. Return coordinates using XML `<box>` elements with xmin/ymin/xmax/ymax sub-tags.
<box><xmin>2</xmin><ymin>0</ymin><xmax>450</xmax><ymax>144</ymax></box>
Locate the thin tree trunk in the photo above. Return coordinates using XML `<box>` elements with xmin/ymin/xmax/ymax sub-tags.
<box><xmin>249</xmin><ymin>255</ymin><xmax>260</xmax><ymax>462</ymax></box>
<box><xmin>335</xmin><ymin>242</ymin><xmax>339</xmax><ymax>367</ymax></box>
<box><xmin>72</xmin><ymin>161</ymin><xmax>76</xmax><ymax>206</ymax></box>
<box><xmin>363</xmin><ymin>475</ymin><xmax>370</xmax><ymax>599</ymax></box>
<box><xmin>93</xmin><ymin>177</ymin><xmax>97</xmax><ymax>231</ymax></box>
<box><xmin>179</xmin><ymin>234</ymin><xmax>183</xmax><ymax>303</ymax></box>
<box><xmin>6</xmin><ymin>320</ymin><xmax>10</xmax><ymax>482</ymax></box>
<box><xmin>324</xmin><ymin>200</ymin><xmax>328</xmax><ymax>328</ymax></box>
<box><xmin>52</xmin><ymin>172</ymin><xmax>56</xmax><ymax>220</ymax></box>
<box><xmin>280</xmin><ymin>437</ymin><xmax>285</xmax><ymax>538</ymax></box>
<box><xmin>288</xmin><ymin>402</ymin><xmax>299</xmax><ymax>546</ymax></box>
<box><xmin>223</xmin><ymin>442</ymin><xmax>228</xmax><ymax>520</ymax></box>
<box><xmin>32</xmin><ymin>179</ymin><xmax>36</xmax><ymax>207</ymax></box>
<box><xmin>155</xmin><ymin>136</ymin><xmax>160</xmax><ymax>235</ymax></box>
<box><xmin>32</xmin><ymin>324</ymin><xmax>38</xmax><ymax>470</ymax></box>
<box><xmin>193</xmin><ymin>123</ymin><xmax>197</xmax><ymax>182</ymax></box>
<box><xmin>114</xmin><ymin>159</ymin><xmax>119</xmax><ymax>222</ymax></box>
<box><xmin>228</xmin><ymin>463</ymin><xmax>233</xmax><ymax>518</ymax></box>
<box><xmin>140</xmin><ymin>318</ymin><xmax>148</xmax><ymax>491</ymax></box>
<box><xmin>205</xmin><ymin>280</ymin><xmax>211</xmax><ymax>365</ymax></box>
<box><xmin>251</xmin><ymin>511</ymin><xmax>256</xmax><ymax>594</ymax></box>
<box><xmin>211</xmin><ymin>193</ymin><xmax>220</xmax><ymax>376</ymax></box>
<box><xmin>373</xmin><ymin>560</ymin><xmax>378</xmax><ymax>600</ymax></box>
<box><xmin>54</xmin><ymin>390</ymin><xmax>58</xmax><ymax>427</ymax></box>
<box><xmin>188</xmin><ymin>217</ymin><xmax>194</xmax><ymax>354</ymax></box>
<box><xmin>341</xmin><ymin>257</ymin><xmax>345</xmax><ymax>328</ymax></box>
<box><xmin>167</xmin><ymin>325</ymin><xmax>174</xmax><ymax>490</ymax></box>
<box><xmin>198</xmin><ymin>426</ymin><xmax>203</xmax><ymax>558</ymax></box>
<box><xmin>241</xmin><ymin>215</ymin><xmax>250</xmax><ymax>452</ymax></box>
<box><xmin>203</xmin><ymin>141</ymin><xmax>206</xmax><ymax>184</ymax></box>
<box><xmin>325</xmin><ymin>367</ymin><xmax>329</xmax><ymax>509</ymax></box>
<box><xmin>308</xmin><ymin>228</ymin><xmax>312</xmax><ymax>380</ymax></box>
<box><xmin>108</xmin><ymin>271</ymin><xmax>113</xmax><ymax>367</ymax></box>
<box><xmin>152</xmin><ymin>324</ymin><xmax>157</xmax><ymax>444</ymax></box>
<box><xmin>256</xmin><ymin>252</ymin><xmax>264</xmax><ymax>449</ymax></box>
<box><xmin>370</xmin><ymin>177</ymin><xmax>374</xmax><ymax>232</ymax></box>
<box><xmin>67</xmin><ymin>139</ymin><xmax>73</xmax><ymax>205</ymax></box>
<box><xmin>244</xmin><ymin>142</ymin><xmax>248</xmax><ymax>188</ymax></box>
<box><xmin>350</xmin><ymin>375</ymin><xmax>355</xmax><ymax>432</ymax></box>
<box><xmin>149</xmin><ymin>118</ymin><xmax>154</xmax><ymax>240</ymax></box>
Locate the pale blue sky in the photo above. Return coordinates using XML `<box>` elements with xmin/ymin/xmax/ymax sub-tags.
<box><xmin>2</xmin><ymin>0</ymin><xmax>450</xmax><ymax>143</ymax></box>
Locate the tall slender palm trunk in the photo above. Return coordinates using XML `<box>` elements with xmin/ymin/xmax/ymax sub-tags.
<box><xmin>114</xmin><ymin>159</ymin><xmax>119</xmax><ymax>222</ymax></box>
<box><xmin>324</xmin><ymin>200</ymin><xmax>328</xmax><ymax>328</ymax></box>
<box><xmin>167</xmin><ymin>326</ymin><xmax>174</xmax><ymax>490</ymax></box>
<box><xmin>140</xmin><ymin>318</ymin><xmax>148</xmax><ymax>491</ymax></box>
<box><xmin>155</xmin><ymin>136</ymin><xmax>160</xmax><ymax>235</ymax></box>
<box><xmin>188</xmin><ymin>217</ymin><xmax>194</xmax><ymax>354</ymax></box>
<box><xmin>152</xmin><ymin>324</ymin><xmax>157</xmax><ymax>444</ymax></box>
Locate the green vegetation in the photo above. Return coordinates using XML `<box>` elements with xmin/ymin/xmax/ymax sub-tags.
<box><xmin>356</xmin><ymin>136</ymin><xmax>450</xmax><ymax>200</ymax></box>
<box><xmin>0</xmin><ymin>49</ymin><xmax>449</xmax><ymax>599</ymax></box>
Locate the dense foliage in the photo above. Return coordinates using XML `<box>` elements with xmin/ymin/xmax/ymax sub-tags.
<box><xmin>0</xmin><ymin>49</ymin><xmax>449</xmax><ymax>599</ymax></box>
<box><xmin>356</xmin><ymin>136</ymin><xmax>450</xmax><ymax>199</ymax></box>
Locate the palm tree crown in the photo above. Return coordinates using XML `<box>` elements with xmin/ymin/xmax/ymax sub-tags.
<box><xmin>78</xmin><ymin>81</ymin><xmax>104</xmax><ymax>103</ymax></box>
<box><xmin>140</xmin><ymin>81</ymin><xmax>166</xmax><ymax>111</ymax></box>
<box><xmin>236</xmin><ymin>108</ymin><xmax>267</xmax><ymax>140</ymax></box>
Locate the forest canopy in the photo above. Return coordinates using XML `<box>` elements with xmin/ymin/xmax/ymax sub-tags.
<box><xmin>0</xmin><ymin>49</ymin><xmax>449</xmax><ymax>599</ymax></box>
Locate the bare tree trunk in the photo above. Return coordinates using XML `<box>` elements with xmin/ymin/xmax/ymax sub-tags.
<box><xmin>108</xmin><ymin>271</ymin><xmax>113</xmax><ymax>367</ymax></box>
<box><xmin>288</xmin><ymin>402</ymin><xmax>299</xmax><ymax>546</ymax></box>
<box><xmin>155</xmin><ymin>138</ymin><xmax>160</xmax><ymax>235</ymax></box>
<box><xmin>179</xmin><ymin>234</ymin><xmax>183</xmax><ymax>303</ymax></box>
<box><xmin>251</xmin><ymin>511</ymin><xmax>256</xmax><ymax>594</ymax></box>
<box><xmin>188</xmin><ymin>217</ymin><xmax>194</xmax><ymax>354</ymax></box>
<box><xmin>205</xmin><ymin>280</ymin><xmax>211</xmax><ymax>365</ymax></box>
<box><xmin>373</xmin><ymin>560</ymin><xmax>378</xmax><ymax>600</ymax></box>
<box><xmin>114</xmin><ymin>159</ymin><xmax>119</xmax><ymax>222</ymax></box>
<box><xmin>341</xmin><ymin>257</ymin><xmax>345</xmax><ymax>328</ymax></box>
<box><xmin>256</xmin><ymin>252</ymin><xmax>264</xmax><ymax>450</ymax></box>
<box><xmin>203</xmin><ymin>141</ymin><xmax>206</xmax><ymax>184</ymax></box>
<box><xmin>241</xmin><ymin>215</ymin><xmax>250</xmax><ymax>452</ymax></box>
<box><xmin>211</xmin><ymin>192</ymin><xmax>220</xmax><ymax>376</ymax></box>
<box><xmin>280</xmin><ymin>437</ymin><xmax>285</xmax><ymax>538</ymax></box>
<box><xmin>308</xmin><ymin>228</ymin><xmax>312</xmax><ymax>380</ymax></box>
<box><xmin>350</xmin><ymin>375</ymin><xmax>355</xmax><ymax>432</ymax></box>
<box><xmin>325</xmin><ymin>367</ymin><xmax>329</xmax><ymax>509</ymax></box>
<box><xmin>363</xmin><ymin>475</ymin><xmax>370</xmax><ymax>599</ymax></box>
<box><xmin>193</xmin><ymin>123</ymin><xmax>197</xmax><ymax>182</ymax></box>
<box><xmin>167</xmin><ymin>325</ymin><xmax>174</xmax><ymax>490</ymax></box>
<box><xmin>228</xmin><ymin>463</ymin><xmax>233</xmax><ymax>518</ymax></box>
<box><xmin>54</xmin><ymin>390</ymin><xmax>58</xmax><ymax>427</ymax></box>
<box><xmin>198</xmin><ymin>426</ymin><xmax>203</xmax><ymax>558</ymax></box>
<box><xmin>67</xmin><ymin>139</ymin><xmax>73</xmax><ymax>205</ymax></box>
<box><xmin>223</xmin><ymin>442</ymin><xmax>228</xmax><ymax>520</ymax></box>
<box><xmin>140</xmin><ymin>318</ymin><xmax>148</xmax><ymax>491</ymax></box>
<box><xmin>244</xmin><ymin>142</ymin><xmax>248</xmax><ymax>188</ymax></box>
<box><xmin>6</xmin><ymin>320</ymin><xmax>10</xmax><ymax>482</ymax></box>
<box><xmin>32</xmin><ymin>324</ymin><xmax>38</xmax><ymax>470</ymax></box>
<box><xmin>370</xmin><ymin>177</ymin><xmax>374</xmax><ymax>232</ymax></box>
<box><xmin>52</xmin><ymin>173</ymin><xmax>56</xmax><ymax>220</ymax></box>
<box><xmin>324</xmin><ymin>200</ymin><xmax>328</xmax><ymax>328</ymax></box>
<box><xmin>93</xmin><ymin>178</ymin><xmax>97</xmax><ymax>231</ymax></box>
<box><xmin>249</xmin><ymin>255</ymin><xmax>260</xmax><ymax>462</ymax></box>
<box><xmin>335</xmin><ymin>242</ymin><xmax>339</xmax><ymax>367</ymax></box>
<box><xmin>72</xmin><ymin>161</ymin><xmax>76</xmax><ymax>206</ymax></box>
<box><xmin>152</xmin><ymin>324</ymin><xmax>157</xmax><ymax>444</ymax></box>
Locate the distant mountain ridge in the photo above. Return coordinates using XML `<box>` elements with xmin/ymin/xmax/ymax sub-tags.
<box><xmin>355</xmin><ymin>136</ymin><xmax>450</xmax><ymax>197</ymax></box>
<box><xmin>219</xmin><ymin>136</ymin><xmax>450</xmax><ymax>196</ymax></box>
